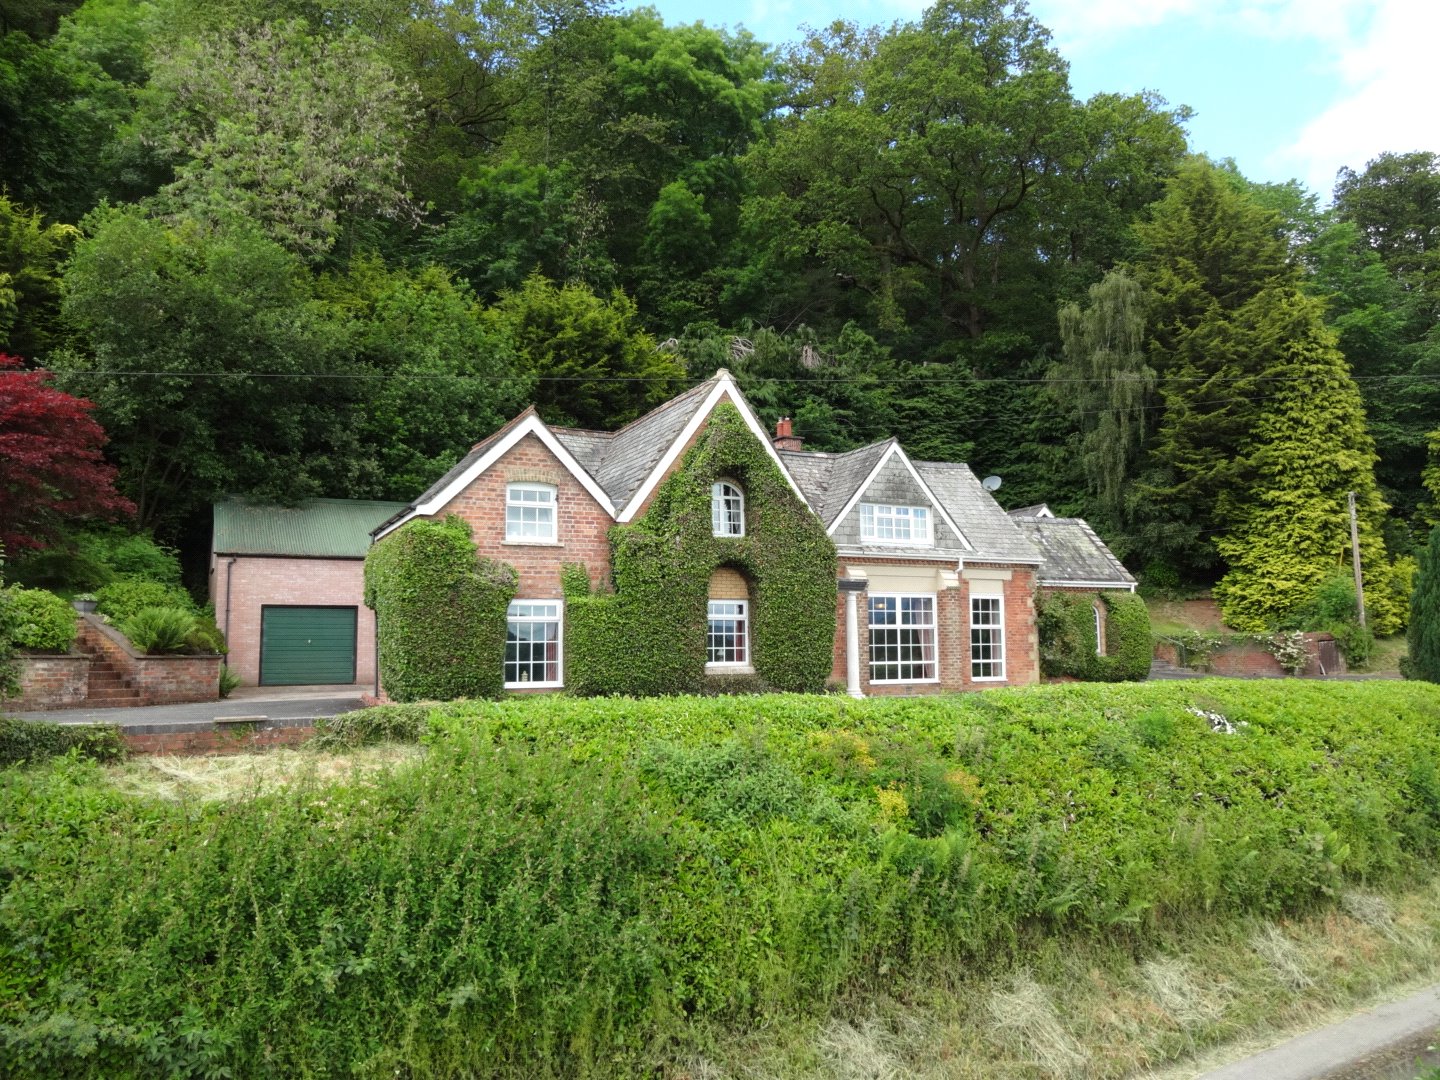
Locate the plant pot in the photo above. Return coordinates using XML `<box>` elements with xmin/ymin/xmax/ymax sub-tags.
<box><xmin>71</xmin><ymin>599</ymin><xmax>98</xmax><ymax>613</ymax></box>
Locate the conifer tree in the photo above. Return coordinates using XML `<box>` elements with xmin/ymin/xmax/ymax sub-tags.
<box><xmin>1211</xmin><ymin>288</ymin><xmax>1401</xmax><ymax>633</ymax></box>
<box><xmin>1134</xmin><ymin>161</ymin><xmax>1295</xmax><ymax>532</ymax></box>
<box><xmin>1408</xmin><ymin>525</ymin><xmax>1440</xmax><ymax>682</ymax></box>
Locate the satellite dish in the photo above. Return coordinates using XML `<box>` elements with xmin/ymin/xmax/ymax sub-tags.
<box><xmin>981</xmin><ymin>475</ymin><xmax>1003</xmax><ymax>492</ymax></box>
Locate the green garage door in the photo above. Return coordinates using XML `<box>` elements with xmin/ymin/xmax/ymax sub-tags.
<box><xmin>260</xmin><ymin>606</ymin><xmax>357</xmax><ymax>685</ymax></box>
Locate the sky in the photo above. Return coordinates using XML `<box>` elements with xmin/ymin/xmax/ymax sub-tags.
<box><xmin>628</xmin><ymin>0</ymin><xmax>1439</xmax><ymax>202</ymax></box>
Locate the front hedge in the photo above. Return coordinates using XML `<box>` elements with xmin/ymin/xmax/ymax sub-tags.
<box><xmin>9</xmin><ymin>681</ymin><xmax>1440</xmax><ymax>1077</ymax></box>
<box><xmin>364</xmin><ymin>516</ymin><xmax>517</xmax><ymax>702</ymax></box>
<box><xmin>0</xmin><ymin>717</ymin><xmax>124</xmax><ymax>767</ymax></box>
<box><xmin>1037</xmin><ymin>589</ymin><xmax>1151</xmax><ymax>680</ymax></box>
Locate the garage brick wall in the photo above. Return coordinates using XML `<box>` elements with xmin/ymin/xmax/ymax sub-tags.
<box><xmin>211</xmin><ymin>556</ymin><xmax>374</xmax><ymax>688</ymax></box>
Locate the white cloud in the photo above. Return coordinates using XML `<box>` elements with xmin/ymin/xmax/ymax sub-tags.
<box><xmin>1268</xmin><ymin>0</ymin><xmax>1440</xmax><ymax>198</ymax></box>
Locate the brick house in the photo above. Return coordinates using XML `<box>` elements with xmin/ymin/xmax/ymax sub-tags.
<box><xmin>364</xmin><ymin>369</ymin><xmax>1137</xmax><ymax>697</ymax></box>
<box><xmin>214</xmin><ymin>371</ymin><xmax>1135</xmax><ymax>694</ymax></box>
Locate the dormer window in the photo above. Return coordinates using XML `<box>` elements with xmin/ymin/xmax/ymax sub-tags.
<box><xmin>712</xmin><ymin>480</ymin><xmax>744</xmax><ymax>537</ymax></box>
<box><xmin>506</xmin><ymin>482</ymin><xmax>556</xmax><ymax>542</ymax></box>
<box><xmin>860</xmin><ymin>502</ymin><xmax>931</xmax><ymax>545</ymax></box>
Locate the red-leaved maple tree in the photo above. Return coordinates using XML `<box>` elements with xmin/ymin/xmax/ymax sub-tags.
<box><xmin>0</xmin><ymin>355</ymin><xmax>134</xmax><ymax>553</ymax></box>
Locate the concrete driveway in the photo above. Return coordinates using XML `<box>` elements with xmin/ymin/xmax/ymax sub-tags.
<box><xmin>5</xmin><ymin>684</ymin><xmax>367</xmax><ymax>727</ymax></box>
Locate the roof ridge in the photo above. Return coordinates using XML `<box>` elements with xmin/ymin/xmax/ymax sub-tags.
<box><xmin>604</xmin><ymin>374</ymin><xmax>719</xmax><ymax>439</ymax></box>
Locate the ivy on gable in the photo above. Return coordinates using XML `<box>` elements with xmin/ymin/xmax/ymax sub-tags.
<box><xmin>566</xmin><ymin>403</ymin><xmax>837</xmax><ymax>695</ymax></box>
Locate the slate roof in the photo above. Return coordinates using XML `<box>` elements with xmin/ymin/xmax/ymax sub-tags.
<box><xmin>779</xmin><ymin>440</ymin><xmax>893</xmax><ymax>526</ymax></box>
<box><xmin>1007</xmin><ymin>503</ymin><xmax>1053</xmax><ymax>518</ymax></box>
<box><xmin>912</xmin><ymin>461</ymin><xmax>1043</xmax><ymax>564</ymax></box>
<box><xmin>362</xmin><ymin>370</ymin><xmax>1070</xmax><ymax>572</ymax></box>
<box><xmin>556</xmin><ymin>377</ymin><xmax>718</xmax><ymax>509</ymax></box>
<box><xmin>214</xmin><ymin>498</ymin><xmax>408</xmax><ymax>558</ymax></box>
<box><xmin>1011</xmin><ymin>517</ymin><xmax>1136</xmax><ymax>587</ymax></box>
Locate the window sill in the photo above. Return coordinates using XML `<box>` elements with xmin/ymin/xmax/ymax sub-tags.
<box><xmin>502</xmin><ymin>539</ymin><xmax>562</xmax><ymax>547</ymax></box>
<box><xmin>505</xmin><ymin>681</ymin><xmax>564</xmax><ymax>690</ymax></box>
<box><xmin>706</xmin><ymin>663</ymin><xmax>755</xmax><ymax>675</ymax></box>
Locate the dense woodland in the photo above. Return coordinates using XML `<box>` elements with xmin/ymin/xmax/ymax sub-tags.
<box><xmin>2</xmin><ymin>0</ymin><xmax>1438</xmax><ymax>632</ymax></box>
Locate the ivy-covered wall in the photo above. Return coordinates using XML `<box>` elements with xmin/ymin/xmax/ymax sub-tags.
<box><xmin>566</xmin><ymin>403</ymin><xmax>837</xmax><ymax>695</ymax></box>
<box><xmin>1036</xmin><ymin>589</ymin><xmax>1151</xmax><ymax>682</ymax></box>
<box><xmin>364</xmin><ymin>516</ymin><xmax>517</xmax><ymax>702</ymax></box>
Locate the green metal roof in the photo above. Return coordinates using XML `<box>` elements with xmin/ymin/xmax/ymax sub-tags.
<box><xmin>213</xmin><ymin>499</ymin><xmax>409</xmax><ymax>558</ymax></box>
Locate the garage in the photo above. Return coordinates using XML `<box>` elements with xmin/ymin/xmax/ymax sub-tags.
<box><xmin>260</xmin><ymin>606</ymin><xmax>358</xmax><ymax>686</ymax></box>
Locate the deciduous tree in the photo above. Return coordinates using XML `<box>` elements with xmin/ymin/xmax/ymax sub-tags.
<box><xmin>0</xmin><ymin>354</ymin><xmax>133</xmax><ymax>552</ymax></box>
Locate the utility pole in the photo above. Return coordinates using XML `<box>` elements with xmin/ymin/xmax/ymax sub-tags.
<box><xmin>1349</xmin><ymin>491</ymin><xmax>1367</xmax><ymax>628</ymax></box>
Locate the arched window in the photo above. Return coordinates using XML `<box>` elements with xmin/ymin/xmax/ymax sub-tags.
<box><xmin>711</xmin><ymin>480</ymin><xmax>744</xmax><ymax>537</ymax></box>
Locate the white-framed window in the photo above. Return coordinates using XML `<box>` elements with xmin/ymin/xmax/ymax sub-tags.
<box><xmin>505</xmin><ymin>482</ymin><xmax>556</xmax><ymax>542</ymax></box>
<box><xmin>868</xmin><ymin>594</ymin><xmax>938</xmax><ymax>683</ymax></box>
<box><xmin>970</xmin><ymin>594</ymin><xmax>1005</xmax><ymax>681</ymax></box>
<box><xmin>859</xmin><ymin>502</ymin><xmax>931</xmax><ymax>545</ymax></box>
<box><xmin>504</xmin><ymin>600</ymin><xmax>562</xmax><ymax>687</ymax></box>
<box><xmin>712</xmin><ymin>480</ymin><xmax>745</xmax><ymax>537</ymax></box>
<box><xmin>706</xmin><ymin>600</ymin><xmax>749</xmax><ymax>666</ymax></box>
<box><xmin>1094</xmin><ymin>603</ymin><xmax>1105</xmax><ymax>656</ymax></box>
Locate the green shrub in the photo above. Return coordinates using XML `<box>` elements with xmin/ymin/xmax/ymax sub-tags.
<box><xmin>1409</xmin><ymin>526</ymin><xmax>1440</xmax><ymax>682</ymax></box>
<box><xmin>1036</xmin><ymin>589</ymin><xmax>1151</xmax><ymax>681</ymax></box>
<box><xmin>185</xmin><ymin>614</ymin><xmax>227</xmax><ymax>655</ymax></box>
<box><xmin>9</xmin><ymin>529</ymin><xmax>183</xmax><ymax>592</ymax></box>
<box><xmin>121</xmin><ymin>606</ymin><xmax>197</xmax><ymax>654</ymax></box>
<box><xmin>10</xmin><ymin>682</ymin><xmax>1440</xmax><ymax>1075</ymax></box>
<box><xmin>0</xmin><ymin>717</ymin><xmax>124</xmax><ymax>766</ymax></box>
<box><xmin>310</xmin><ymin>702</ymin><xmax>471</xmax><ymax>749</ymax></box>
<box><xmin>11</xmin><ymin>682</ymin><xmax>1440</xmax><ymax>1077</ymax></box>
<box><xmin>95</xmin><ymin>578</ymin><xmax>195</xmax><ymax>624</ymax></box>
<box><xmin>218</xmin><ymin>665</ymin><xmax>241</xmax><ymax>698</ymax></box>
<box><xmin>7</xmin><ymin>588</ymin><xmax>78</xmax><ymax>652</ymax></box>
<box><xmin>566</xmin><ymin>403</ymin><xmax>837</xmax><ymax>696</ymax></box>
<box><xmin>364</xmin><ymin>516</ymin><xmax>517</xmax><ymax>702</ymax></box>
<box><xmin>0</xmin><ymin>584</ymin><xmax>17</xmax><ymax>697</ymax></box>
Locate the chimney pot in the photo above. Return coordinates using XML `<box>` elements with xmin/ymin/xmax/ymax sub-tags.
<box><xmin>773</xmin><ymin>416</ymin><xmax>804</xmax><ymax>453</ymax></box>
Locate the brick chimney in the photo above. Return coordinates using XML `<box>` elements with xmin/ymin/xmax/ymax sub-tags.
<box><xmin>773</xmin><ymin>416</ymin><xmax>803</xmax><ymax>452</ymax></box>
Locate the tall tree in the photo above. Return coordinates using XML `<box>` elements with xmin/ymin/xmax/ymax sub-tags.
<box><xmin>0</xmin><ymin>195</ymin><xmax>76</xmax><ymax>358</ymax></box>
<box><xmin>1407</xmin><ymin>525</ymin><xmax>1440</xmax><ymax>682</ymax></box>
<box><xmin>483</xmin><ymin>274</ymin><xmax>684</xmax><ymax>429</ymax></box>
<box><xmin>1054</xmin><ymin>270</ymin><xmax>1153</xmax><ymax>534</ymax></box>
<box><xmin>144</xmin><ymin>18</ymin><xmax>418</xmax><ymax>260</ymax></box>
<box><xmin>1210</xmin><ymin>288</ymin><xmax>1400</xmax><ymax>633</ymax></box>
<box><xmin>1130</xmin><ymin>158</ymin><xmax>1295</xmax><ymax>576</ymax></box>
<box><xmin>0</xmin><ymin>354</ymin><xmax>133</xmax><ymax>552</ymax></box>
<box><xmin>54</xmin><ymin>210</ymin><xmax>349</xmax><ymax>529</ymax></box>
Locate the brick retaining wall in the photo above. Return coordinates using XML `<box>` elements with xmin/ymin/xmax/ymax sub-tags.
<box><xmin>6</xmin><ymin>654</ymin><xmax>90</xmax><ymax>710</ymax></box>
<box><xmin>78</xmin><ymin>616</ymin><xmax>222</xmax><ymax>705</ymax></box>
<box><xmin>1155</xmin><ymin>632</ymin><xmax>1342</xmax><ymax>677</ymax></box>
<box><xmin>122</xmin><ymin>719</ymin><xmax>315</xmax><ymax>755</ymax></box>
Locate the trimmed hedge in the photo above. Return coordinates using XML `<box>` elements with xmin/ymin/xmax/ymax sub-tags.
<box><xmin>8</xmin><ymin>588</ymin><xmax>78</xmax><ymax>653</ymax></box>
<box><xmin>364</xmin><ymin>515</ymin><xmax>517</xmax><ymax>702</ymax></box>
<box><xmin>1036</xmin><ymin>589</ymin><xmax>1151</xmax><ymax>680</ymax></box>
<box><xmin>7</xmin><ymin>681</ymin><xmax>1440</xmax><ymax>1077</ymax></box>
<box><xmin>0</xmin><ymin>717</ymin><xmax>124</xmax><ymax>767</ymax></box>
<box><xmin>566</xmin><ymin>402</ymin><xmax>837</xmax><ymax>695</ymax></box>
